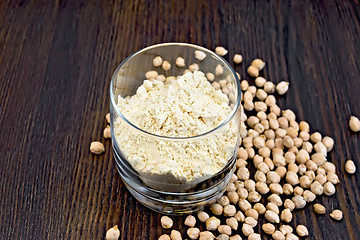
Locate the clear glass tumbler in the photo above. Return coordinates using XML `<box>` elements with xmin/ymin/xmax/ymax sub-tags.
<box><xmin>110</xmin><ymin>43</ymin><xmax>242</xmax><ymax>214</ymax></box>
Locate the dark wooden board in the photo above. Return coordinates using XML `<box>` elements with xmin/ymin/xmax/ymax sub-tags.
<box><xmin>0</xmin><ymin>0</ymin><xmax>359</xmax><ymax>239</ymax></box>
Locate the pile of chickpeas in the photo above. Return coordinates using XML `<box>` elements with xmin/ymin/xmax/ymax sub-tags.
<box><xmin>102</xmin><ymin>46</ymin><xmax>358</xmax><ymax>240</ymax></box>
<box><xmin>154</xmin><ymin>46</ymin><xmax>357</xmax><ymax>240</ymax></box>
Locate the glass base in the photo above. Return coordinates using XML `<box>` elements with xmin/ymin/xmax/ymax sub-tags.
<box><xmin>114</xmin><ymin>148</ymin><xmax>236</xmax><ymax>215</ymax></box>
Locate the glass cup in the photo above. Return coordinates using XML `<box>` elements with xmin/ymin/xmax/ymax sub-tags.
<box><xmin>110</xmin><ymin>43</ymin><xmax>242</xmax><ymax>214</ymax></box>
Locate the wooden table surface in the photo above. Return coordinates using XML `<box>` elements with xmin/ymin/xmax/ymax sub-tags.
<box><xmin>1</xmin><ymin>0</ymin><xmax>360</xmax><ymax>239</ymax></box>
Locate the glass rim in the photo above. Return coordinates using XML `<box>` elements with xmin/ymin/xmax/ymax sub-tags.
<box><xmin>109</xmin><ymin>42</ymin><xmax>241</xmax><ymax>140</ymax></box>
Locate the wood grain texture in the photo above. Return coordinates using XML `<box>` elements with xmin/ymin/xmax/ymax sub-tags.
<box><xmin>0</xmin><ymin>0</ymin><xmax>359</xmax><ymax>239</ymax></box>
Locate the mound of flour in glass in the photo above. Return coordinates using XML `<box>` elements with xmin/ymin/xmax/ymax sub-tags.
<box><xmin>113</xmin><ymin>71</ymin><xmax>239</xmax><ymax>191</ymax></box>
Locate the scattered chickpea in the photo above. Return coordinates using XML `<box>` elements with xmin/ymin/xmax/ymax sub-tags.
<box><xmin>322</xmin><ymin>162</ymin><xmax>336</xmax><ymax>173</ymax></box>
<box><xmin>236</xmin><ymin>160</ymin><xmax>247</xmax><ymax>170</ymax></box>
<box><xmin>206</xmin><ymin>72</ymin><xmax>215</xmax><ymax>81</ymax></box>
<box><xmin>264</xmin><ymin>81</ymin><xmax>275</xmax><ymax>94</ymax></box>
<box><xmin>245</xmin><ymin>180</ymin><xmax>256</xmax><ymax>192</ymax></box>
<box><xmin>251</xmin><ymin>58</ymin><xmax>265</xmax><ymax>70</ymax></box>
<box><xmin>345</xmin><ymin>160</ymin><xmax>356</xmax><ymax>174</ymax></box>
<box><xmin>187</xmin><ymin>228</ymin><xmax>200</xmax><ymax>239</ymax></box>
<box><xmin>197</xmin><ymin>211</ymin><xmax>209</xmax><ymax>223</ymax></box>
<box><xmin>299</xmin><ymin>175</ymin><xmax>312</xmax><ymax>188</ymax></box>
<box><xmin>199</xmin><ymin>231</ymin><xmax>215</xmax><ymax>240</ymax></box>
<box><xmin>315</xmin><ymin>174</ymin><xmax>327</xmax><ymax>185</ymax></box>
<box><xmin>244</xmin><ymin>101</ymin><xmax>254</xmax><ymax>111</ymax></box>
<box><xmin>323</xmin><ymin>182</ymin><xmax>336</xmax><ymax>196</ymax></box>
<box><xmin>311</xmin><ymin>152</ymin><xmax>326</xmax><ymax>166</ymax></box>
<box><xmin>212</xmin><ymin>81</ymin><xmax>221</xmax><ymax>90</ymax></box>
<box><xmin>270</xmin><ymin>105</ymin><xmax>281</xmax><ymax>116</ymax></box>
<box><xmin>310</xmin><ymin>181</ymin><xmax>324</xmax><ymax>196</ymax></box>
<box><xmin>267</xmin><ymin>171</ymin><xmax>281</xmax><ymax>184</ymax></box>
<box><xmin>279</xmin><ymin>225</ymin><xmax>293</xmax><ymax>235</ymax></box>
<box><xmin>238</xmin><ymin>199</ymin><xmax>252</xmax><ymax>212</ymax></box>
<box><xmin>189</xmin><ymin>63</ymin><xmax>199</xmax><ymax>72</ymax></box>
<box><xmin>218</xmin><ymin>225</ymin><xmax>232</xmax><ymax>236</ymax></box>
<box><xmin>248</xmin><ymin>233</ymin><xmax>261</xmax><ymax>240</ymax></box>
<box><xmin>265</xmin><ymin>95</ymin><xmax>276</xmax><ymax>107</ymax></box>
<box><xmin>286</xmin><ymin>171</ymin><xmax>299</xmax><ymax>186</ymax></box>
<box><xmin>106</xmin><ymin>225</ymin><xmax>120</xmax><ymax>240</ymax></box>
<box><xmin>244</xmin><ymin>217</ymin><xmax>258</xmax><ymax>228</ymax></box>
<box><xmin>234</xmin><ymin>210</ymin><xmax>246</xmax><ymax>222</ymax></box>
<box><xmin>215</xmin><ymin>46</ymin><xmax>228</xmax><ymax>56</ymax></box>
<box><xmin>254</xmin><ymin>101</ymin><xmax>267</xmax><ymax>112</ymax></box>
<box><xmin>195</xmin><ymin>50</ymin><xmax>207</xmax><ymax>61</ymax></box>
<box><xmin>267</xmin><ymin>202</ymin><xmax>279</xmax><ymax>214</ymax></box>
<box><xmin>296</xmin><ymin>225</ymin><xmax>309</xmax><ymax>237</ymax></box>
<box><xmin>283</xmin><ymin>184</ymin><xmax>294</xmax><ymax>196</ymax></box>
<box><xmin>170</xmin><ymin>230</ymin><xmax>182</xmax><ymax>240</ymax></box>
<box><xmin>233</xmin><ymin>54</ymin><xmax>243</xmax><ymax>64</ymax></box>
<box><xmin>246</xmin><ymin>147</ymin><xmax>255</xmax><ymax>159</ymax></box>
<box><xmin>105</xmin><ymin>113</ymin><xmax>110</xmax><ymax>123</ymax></box>
<box><xmin>256</xmin><ymin>182</ymin><xmax>269</xmax><ymax>195</ymax></box>
<box><xmin>218</xmin><ymin>196</ymin><xmax>230</xmax><ymax>206</ymax></box>
<box><xmin>314</xmin><ymin>142</ymin><xmax>327</xmax><ymax>157</ymax></box>
<box><xmin>153</xmin><ymin>56</ymin><xmax>163</xmax><ymax>67</ymax></box>
<box><xmin>286</xmin><ymin>233</ymin><xmax>299</xmax><ymax>240</ymax></box>
<box><xmin>322</xmin><ymin>136</ymin><xmax>334</xmax><ymax>151</ymax></box>
<box><xmin>162</xmin><ymin>60</ymin><xmax>171</xmax><ymax>71</ymax></box>
<box><xmin>158</xmin><ymin>234</ymin><xmax>170</xmax><ymax>240</ymax></box>
<box><xmin>226</xmin><ymin>217</ymin><xmax>238</xmax><ymax>230</ymax></box>
<box><xmin>293</xmin><ymin>186</ymin><xmax>304</xmax><ymax>196</ymax></box>
<box><xmin>157</xmin><ymin>74</ymin><xmax>166</xmax><ymax>82</ymax></box>
<box><xmin>175</xmin><ymin>57</ymin><xmax>185</xmax><ymax>67</ymax></box>
<box><xmin>303</xmin><ymin>190</ymin><xmax>316</xmax><ymax>202</ymax></box>
<box><xmin>281</xmin><ymin>208</ymin><xmax>293</xmax><ymax>223</ymax></box>
<box><xmin>292</xmin><ymin>195</ymin><xmax>306</xmax><ymax>209</ymax></box>
<box><xmin>327</xmin><ymin>172</ymin><xmax>339</xmax><ymax>184</ymax></box>
<box><xmin>90</xmin><ymin>141</ymin><xmax>105</xmax><ymax>154</ymax></box>
<box><xmin>264</xmin><ymin>157</ymin><xmax>275</xmax><ymax>170</ymax></box>
<box><xmin>229</xmin><ymin>235</ymin><xmax>241</xmax><ymax>240</ymax></box>
<box><xmin>349</xmin><ymin>116</ymin><xmax>360</xmax><ymax>132</ymax></box>
<box><xmin>245</xmin><ymin>209</ymin><xmax>259</xmax><ymax>220</ymax></box>
<box><xmin>262</xmin><ymin>223</ymin><xmax>276</xmax><ymax>235</ymax></box>
<box><xmin>272</xmin><ymin>230</ymin><xmax>285</xmax><ymax>240</ymax></box>
<box><xmin>299</xmin><ymin>121</ymin><xmax>309</xmax><ymax>132</ymax></box>
<box><xmin>275</xmin><ymin>166</ymin><xmax>287</xmax><ymax>178</ymax></box>
<box><xmin>330</xmin><ymin>209</ymin><xmax>343</xmax><ymax>221</ymax></box>
<box><xmin>161</xmin><ymin>216</ymin><xmax>173</xmax><ymax>229</ymax></box>
<box><xmin>256</xmin><ymin>89</ymin><xmax>268</xmax><ymax>101</ymax></box>
<box><xmin>313</xmin><ymin>203</ymin><xmax>326</xmax><ymax>214</ymax></box>
<box><xmin>248</xmin><ymin>85</ymin><xmax>257</xmax><ymax>96</ymax></box>
<box><xmin>206</xmin><ymin>217</ymin><xmax>221</xmax><ymax>231</ymax></box>
<box><xmin>217</xmin><ymin>234</ymin><xmax>230</xmax><ymax>240</ymax></box>
<box><xmin>247</xmin><ymin>65</ymin><xmax>259</xmax><ymax>77</ymax></box>
<box><xmin>276</xmin><ymin>81</ymin><xmax>289</xmax><ymax>95</ymax></box>
<box><xmin>103</xmin><ymin>126</ymin><xmax>111</xmax><ymax>139</ymax></box>
<box><xmin>268</xmin><ymin>194</ymin><xmax>283</xmax><ymax>206</ymax></box>
<box><xmin>185</xmin><ymin>215</ymin><xmax>196</xmax><ymax>227</ymax></box>
<box><xmin>210</xmin><ymin>203</ymin><xmax>223</xmax><ymax>215</ymax></box>
<box><xmin>265</xmin><ymin>210</ymin><xmax>280</xmax><ymax>223</ymax></box>
<box><xmin>242</xmin><ymin>223</ymin><xmax>254</xmax><ymax>236</ymax></box>
<box><xmin>223</xmin><ymin>205</ymin><xmax>237</xmax><ymax>217</ymax></box>
<box><xmin>145</xmin><ymin>70</ymin><xmax>158</xmax><ymax>80</ymax></box>
<box><xmin>240</xmin><ymin>81</ymin><xmax>249</xmax><ymax>92</ymax></box>
<box><xmin>284</xmin><ymin>199</ymin><xmax>295</xmax><ymax>211</ymax></box>
<box><xmin>237</xmin><ymin>167</ymin><xmax>250</xmax><ymax>180</ymax></box>
<box><xmin>310</xmin><ymin>132</ymin><xmax>322</xmax><ymax>143</ymax></box>
<box><xmin>227</xmin><ymin>191</ymin><xmax>239</xmax><ymax>205</ymax></box>
<box><xmin>215</xmin><ymin>64</ymin><xmax>224</xmax><ymax>75</ymax></box>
